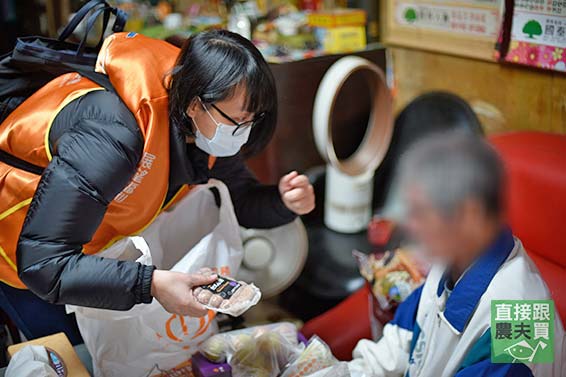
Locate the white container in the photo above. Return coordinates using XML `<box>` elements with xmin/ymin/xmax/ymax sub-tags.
<box><xmin>228</xmin><ymin>13</ymin><xmax>251</xmax><ymax>40</ymax></box>
<box><xmin>324</xmin><ymin>165</ymin><xmax>374</xmax><ymax>233</ymax></box>
<box><xmin>163</xmin><ymin>13</ymin><xmax>183</xmax><ymax>30</ymax></box>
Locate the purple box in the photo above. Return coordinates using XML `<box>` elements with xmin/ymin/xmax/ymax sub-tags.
<box><xmin>192</xmin><ymin>352</ymin><xmax>231</xmax><ymax>377</ymax></box>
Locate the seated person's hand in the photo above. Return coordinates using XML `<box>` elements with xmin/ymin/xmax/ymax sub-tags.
<box><xmin>151</xmin><ymin>270</ymin><xmax>217</xmax><ymax>317</ymax></box>
<box><xmin>279</xmin><ymin>171</ymin><xmax>315</xmax><ymax>215</ymax></box>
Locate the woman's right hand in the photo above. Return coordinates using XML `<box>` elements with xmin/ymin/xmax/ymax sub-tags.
<box><xmin>150</xmin><ymin>270</ymin><xmax>217</xmax><ymax>317</ymax></box>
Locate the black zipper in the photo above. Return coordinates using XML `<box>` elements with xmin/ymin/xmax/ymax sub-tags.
<box><xmin>0</xmin><ymin>149</ymin><xmax>44</xmax><ymax>175</ymax></box>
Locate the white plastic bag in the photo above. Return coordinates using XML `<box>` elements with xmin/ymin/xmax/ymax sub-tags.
<box><xmin>5</xmin><ymin>346</ymin><xmax>58</xmax><ymax>377</ymax></box>
<box><xmin>69</xmin><ymin>180</ymin><xmax>244</xmax><ymax>377</ymax></box>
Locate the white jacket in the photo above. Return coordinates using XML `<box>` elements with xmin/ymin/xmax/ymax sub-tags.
<box><xmin>347</xmin><ymin>231</ymin><xmax>565</xmax><ymax>377</ymax></box>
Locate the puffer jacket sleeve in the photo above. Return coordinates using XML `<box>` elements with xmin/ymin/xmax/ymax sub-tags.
<box><xmin>16</xmin><ymin>90</ymin><xmax>155</xmax><ymax>310</ymax></box>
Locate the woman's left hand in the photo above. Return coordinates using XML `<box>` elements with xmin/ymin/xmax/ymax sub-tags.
<box><xmin>279</xmin><ymin>171</ymin><xmax>315</xmax><ymax>215</ymax></box>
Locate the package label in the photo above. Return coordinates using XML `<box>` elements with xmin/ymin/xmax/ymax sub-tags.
<box><xmin>201</xmin><ymin>276</ymin><xmax>242</xmax><ymax>299</ymax></box>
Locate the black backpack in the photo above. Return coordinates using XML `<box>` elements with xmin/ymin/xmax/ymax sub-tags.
<box><xmin>0</xmin><ymin>0</ymin><xmax>128</xmax><ymax>125</ymax></box>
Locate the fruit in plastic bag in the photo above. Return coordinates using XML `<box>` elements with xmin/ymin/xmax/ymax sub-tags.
<box><xmin>231</xmin><ymin>332</ymin><xmax>299</xmax><ymax>377</ymax></box>
<box><xmin>231</xmin><ymin>333</ymin><xmax>254</xmax><ymax>349</ymax></box>
<box><xmin>200</xmin><ymin>335</ymin><xmax>227</xmax><ymax>363</ymax></box>
<box><xmin>257</xmin><ymin>332</ymin><xmax>284</xmax><ymax>353</ymax></box>
<box><xmin>199</xmin><ymin>323</ymin><xmax>302</xmax><ymax>377</ymax></box>
<box><xmin>231</xmin><ymin>338</ymin><xmax>272</xmax><ymax>377</ymax></box>
<box><xmin>257</xmin><ymin>332</ymin><xmax>291</xmax><ymax>370</ymax></box>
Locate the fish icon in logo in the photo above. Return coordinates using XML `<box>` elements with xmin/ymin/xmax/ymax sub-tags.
<box><xmin>504</xmin><ymin>340</ymin><xmax>547</xmax><ymax>363</ymax></box>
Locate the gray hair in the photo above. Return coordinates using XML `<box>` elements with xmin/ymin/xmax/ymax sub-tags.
<box><xmin>398</xmin><ymin>130</ymin><xmax>504</xmax><ymax>217</ymax></box>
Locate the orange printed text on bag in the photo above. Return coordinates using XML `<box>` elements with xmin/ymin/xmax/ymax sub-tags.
<box><xmin>0</xmin><ymin>33</ymin><xmax>214</xmax><ymax>288</ymax></box>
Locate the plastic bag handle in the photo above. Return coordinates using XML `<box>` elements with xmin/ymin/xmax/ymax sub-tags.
<box><xmin>206</xmin><ymin>179</ymin><xmax>239</xmax><ymax>222</ymax></box>
<box><xmin>76</xmin><ymin>6</ymin><xmax>112</xmax><ymax>55</ymax></box>
<box><xmin>111</xmin><ymin>8</ymin><xmax>128</xmax><ymax>33</ymax></box>
<box><xmin>131</xmin><ymin>236</ymin><xmax>153</xmax><ymax>265</ymax></box>
<box><xmin>58</xmin><ymin>0</ymin><xmax>128</xmax><ymax>56</ymax></box>
<box><xmin>95</xmin><ymin>6</ymin><xmax>112</xmax><ymax>49</ymax></box>
<box><xmin>90</xmin><ymin>7</ymin><xmax>128</xmax><ymax>50</ymax></box>
<box><xmin>58</xmin><ymin>0</ymin><xmax>108</xmax><ymax>42</ymax></box>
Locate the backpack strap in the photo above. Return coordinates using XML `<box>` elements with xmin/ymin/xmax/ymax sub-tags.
<box><xmin>63</xmin><ymin>64</ymin><xmax>115</xmax><ymax>93</ymax></box>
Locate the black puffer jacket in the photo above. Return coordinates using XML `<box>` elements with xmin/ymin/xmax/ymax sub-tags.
<box><xmin>16</xmin><ymin>90</ymin><xmax>295</xmax><ymax>310</ymax></box>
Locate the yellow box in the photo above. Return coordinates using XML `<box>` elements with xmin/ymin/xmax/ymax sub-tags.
<box><xmin>307</xmin><ymin>9</ymin><xmax>367</xmax><ymax>28</ymax></box>
<box><xmin>316</xmin><ymin>26</ymin><xmax>367</xmax><ymax>54</ymax></box>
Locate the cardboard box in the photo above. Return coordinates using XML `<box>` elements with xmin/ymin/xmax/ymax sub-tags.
<box><xmin>8</xmin><ymin>332</ymin><xmax>90</xmax><ymax>377</ymax></box>
<box><xmin>314</xmin><ymin>26</ymin><xmax>367</xmax><ymax>54</ymax></box>
<box><xmin>307</xmin><ymin>9</ymin><xmax>367</xmax><ymax>28</ymax></box>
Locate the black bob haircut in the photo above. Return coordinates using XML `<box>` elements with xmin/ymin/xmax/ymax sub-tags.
<box><xmin>168</xmin><ymin>29</ymin><xmax>277</xmax><ymax>157</ymax></box>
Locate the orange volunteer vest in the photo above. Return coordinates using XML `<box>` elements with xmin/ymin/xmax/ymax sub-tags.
<box><xmin>0</xmin><ymin>32</ymin><xmax>211</xmax><ymax>288</ymax></box>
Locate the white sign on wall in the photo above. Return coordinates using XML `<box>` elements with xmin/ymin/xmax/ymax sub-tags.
<box><xmin>396</xmin><ymin>2</ymin><xmax>500</xmax><ymax>37</ymax></box>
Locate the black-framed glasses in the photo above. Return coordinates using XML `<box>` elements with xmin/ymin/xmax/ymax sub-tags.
<box><xmin>208</xmin><ymin>103</ymin><xmax>265</xmax><ymax>136</ymax></box>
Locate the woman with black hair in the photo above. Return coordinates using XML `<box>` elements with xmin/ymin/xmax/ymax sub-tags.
<box><xmin>0</xmin><ymin>30</ymin><xmax>314</xmax><ymax>343</ymax></box>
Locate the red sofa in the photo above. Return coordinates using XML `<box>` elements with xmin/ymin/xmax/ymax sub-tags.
<box><xmin>301</xmin><ymin>131</ymin><xmax>566</xmax><ymax>361</ymax></box>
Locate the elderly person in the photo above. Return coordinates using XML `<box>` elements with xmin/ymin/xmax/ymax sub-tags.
<box><xmin>340</xmin><ymin>131</ymin><xmax>564</xmax><ymax>377</ymax></box>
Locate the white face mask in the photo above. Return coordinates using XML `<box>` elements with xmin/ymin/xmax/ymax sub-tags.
<box><xmin>192</xmin><ymin>99</ymin><xmax>252</xmax><ymax>157</ymax></box>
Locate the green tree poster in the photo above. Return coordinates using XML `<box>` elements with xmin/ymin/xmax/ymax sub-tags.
<box><xmin>404</xmin><ymin>8</ymin><xmax>417</xmax><ymax>23</ymax></box>
<box><xmin>522</xmin><ymin>20</ymin><xmax>542</xmax><ymax>38</ymax></box>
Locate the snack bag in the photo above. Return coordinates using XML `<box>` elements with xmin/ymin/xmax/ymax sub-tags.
<box><xmin>306</xmin><ymin>362</ymin><xmax>352</xmax><ymax>377</ymax></box>
<box><xmin>353</xmin><ymin>248</ymin><xmax>428</xmax><ymax>310</ymax></box>
<box><xmin>281</xmin><ymin>336</ymin><xmax>338</xmax><ymax>377</ymax></box>
<box><xmin>193</xmin><ymin>270</ymin><xmax>261</xmax><ymax>317</ymax></box>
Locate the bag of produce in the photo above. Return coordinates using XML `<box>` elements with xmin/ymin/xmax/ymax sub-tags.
<box><xmin>199</xmin><ymin>322</ymin><xmax>301</xmax><ymax>377</ymax></box>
